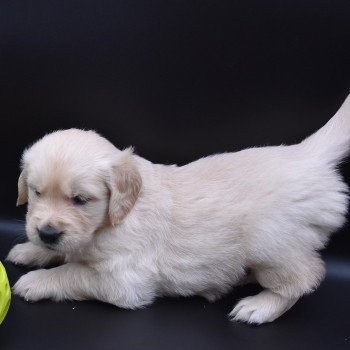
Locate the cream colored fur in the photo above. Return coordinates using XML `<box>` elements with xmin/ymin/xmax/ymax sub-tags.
<box><xmin>7</xmin><ymin>94</ymin><xmax>350</xmax><ymax>324</ymax></box>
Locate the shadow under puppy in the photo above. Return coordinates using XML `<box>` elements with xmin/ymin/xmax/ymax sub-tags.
<box><xmin>7</xmin><ymin>94</ymin><xmax>350</xmax><ymax>324</ymax></box>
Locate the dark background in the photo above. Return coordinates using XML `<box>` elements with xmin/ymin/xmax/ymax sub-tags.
<box><xmin>1</xmin><ymin>0</ymin><xmax>350</xmax><ymax>247</ymax></box>
<box><xmin>0</xmin><ymin>1</ymin><xmax>350</xmax><ymax>349</ymax></box>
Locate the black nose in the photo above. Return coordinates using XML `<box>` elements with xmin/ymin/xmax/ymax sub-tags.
<box><xmin>38</xmin><ymin>226</ymin><xmax>63</xmax><ymax>244</ymax></box>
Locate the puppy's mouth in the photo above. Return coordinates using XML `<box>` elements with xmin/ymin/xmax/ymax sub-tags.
<box><xmin>44</xmin><ymin>243</ymin><xmax>58</xmax><ymax>251</ymax></box>
<box><xmin>35</xmin><ymin>239</ymin><xmax>60</xmax><ymax>251</ymax></box>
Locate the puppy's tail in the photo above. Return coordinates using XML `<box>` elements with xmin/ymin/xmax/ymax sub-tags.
<box><xmin>301</xmin><ymin>93</ymin><xmax>350</xmax><ymax>166</ymax></box>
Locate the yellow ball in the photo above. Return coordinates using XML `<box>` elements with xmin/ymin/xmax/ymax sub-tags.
<box><xmin>0</xmin><ymin>261</ymin><xmax>11</xmax><ymax>324</ymax></box>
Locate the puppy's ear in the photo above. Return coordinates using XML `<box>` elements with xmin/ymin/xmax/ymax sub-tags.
<box><xmin>17</xmin><ymin>170</ymin><xmax>28</xmax><ymax>206</ymax></box>
<box><xmin>108</xmin><ymin>150</ymin><xmax>142</xmax><ymax>226</ymax></box>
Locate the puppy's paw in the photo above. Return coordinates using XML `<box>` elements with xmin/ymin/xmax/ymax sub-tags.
<box><xmin>7</xmin><ymin>242</ymin><xmax>62</xmax><ymax>267</ymax></box>
<box><xmin>7</xmin><ymin>242</ymin><xmax>40</xmax><ymax>266</ymax></box>
<box><xmin>13</xmin><ymin>270</ymin><xmax>52</xmax><ymax>302</ymax></box>
<box><xmin>229</xmin><ymin>290</ymin><xmax>297</xmax><ymax>324</ymax></box>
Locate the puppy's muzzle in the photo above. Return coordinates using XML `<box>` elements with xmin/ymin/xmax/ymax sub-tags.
<box><xmin>38</xmin><ymin>226</ymin><xmax>63</xmax><ymax>245</ymax></box>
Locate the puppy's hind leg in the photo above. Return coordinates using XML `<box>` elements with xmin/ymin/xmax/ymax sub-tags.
<box><xmin>229</xmin><ymin>252</ymin><xmax>325</xmax><ymax>324</ymax></box>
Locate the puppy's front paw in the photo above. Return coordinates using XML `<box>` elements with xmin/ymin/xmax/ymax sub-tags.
<box><xmin>13</xmin><ymin>270</ymin><xmax>51</xmax><ymax>302</ymax></box>
<box><xmin>7</xmin><ymin>242</ymin><xmax>40</xmax><ymax>266</ymax></box>
<box><xmin>7</xmin><ymin>242</ymin><xmax>62</xmax><ymax>267</ymax></box>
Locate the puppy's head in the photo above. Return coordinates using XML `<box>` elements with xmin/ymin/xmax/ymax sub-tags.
<box><xmin>17</xmin><ymin>129</ymin><xmax>142</xmax><ymax>253</ymax></box>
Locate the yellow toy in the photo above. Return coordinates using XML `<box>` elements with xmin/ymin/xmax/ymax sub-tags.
<box><xmin>0</xmin><ymin>261</ymin><xmax>11</xmax><ymax>324</ymax></box>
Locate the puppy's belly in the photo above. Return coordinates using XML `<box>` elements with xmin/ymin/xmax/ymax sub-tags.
<box><xmin>157</xmin><ymin>243</ymin><xmax>246</xmax><ymax>300</ymax></box>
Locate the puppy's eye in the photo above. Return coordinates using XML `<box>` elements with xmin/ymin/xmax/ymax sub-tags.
<box><xmin>72</xmin><ymin>195</ymin><xmax>89</xmax><ymax>205</ymax></box>
<box><xmin>34</xmin><ymin>190</ymin><xmax>41</xmax><ymax>197</ymax></box>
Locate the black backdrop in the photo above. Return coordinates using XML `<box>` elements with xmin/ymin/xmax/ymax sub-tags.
<box><xmin>0</xmin><ymin>0</ymin><xmax>350</xmax><ymax>245</ymax></box>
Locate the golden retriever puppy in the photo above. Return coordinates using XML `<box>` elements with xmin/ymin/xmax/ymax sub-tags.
<box><xmin>7</xmin><ymin>94</ymin><xmax>350</xmax><ymax>324</ymax></box>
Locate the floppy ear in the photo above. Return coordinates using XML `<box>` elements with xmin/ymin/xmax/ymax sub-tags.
<box><xmin>17</xmin><ymin>170</ymin><xmax>28</xmax><ymax>206</ymax></box>
<box><xmin>108</xmin><ymin>151</ymin><xmax>142</xmax><ymax>226</ymax></box>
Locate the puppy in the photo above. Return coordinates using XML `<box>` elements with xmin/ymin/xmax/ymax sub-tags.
<box><xmin>7</xmin><ymin>94</ymin><xmax>350</xmax><ymax>324</ymax></box>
